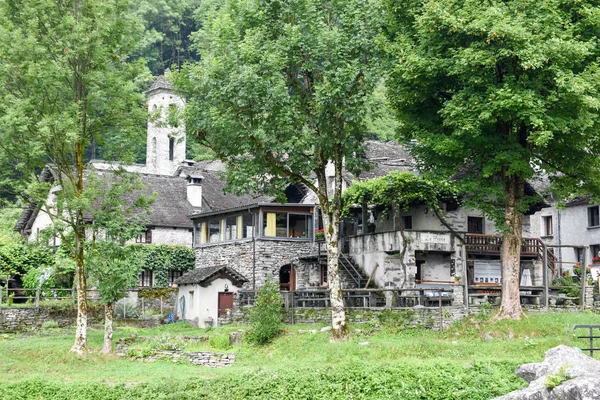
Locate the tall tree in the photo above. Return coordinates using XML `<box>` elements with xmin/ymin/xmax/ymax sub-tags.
<box><xmin>177</xmin><ymin>0</ymin><xmax>384</xmax><ymax>339</ymax></box>
<box><xmin>385</xmin><ymin>0</ymin><xmax>600</xmax><ymax>318</ymax></box>
<box><xmin>0</xmin><ymin>0</ymin><xmax>149</xmax><ymax>352</ymax></box>
<box><xmin>86</xmin><ymin>169</ymin><xmax>152</xmax><ymax>355</ymax></box>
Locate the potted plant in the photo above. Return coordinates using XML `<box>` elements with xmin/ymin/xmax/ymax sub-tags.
<box><xmin>453</xmin><ymin>274</ymin><xmax>462</xmax><ymax>284</ymax></box>
<box><xmin>315</xmin><ymin>229</ymin><xmax>325</xmax><ymax>240</ymax></box>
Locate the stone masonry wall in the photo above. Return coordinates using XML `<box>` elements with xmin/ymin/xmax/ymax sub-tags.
<box><xmin>195</xmin><ymin>239</ymin><xmax>319</xmax><ymax>289</ymax></box>
<box><xmin>220</xmin><ymin>306</ymin><xmax>468</xmax><ymax>331</ymax></box>
<box><xmin>0</xmin><ymin>305</ymin><xmax>104</xmax><ymax>332</ymax></box>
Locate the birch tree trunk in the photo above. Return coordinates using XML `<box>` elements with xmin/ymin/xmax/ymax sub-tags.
<box><xmin>316</xmin><ymin>155</ymin><xmax>348</xmax><ymax>340</ymax></box>
<box><xmin>71</xmin><ymin>229</ymin><xmax>88</xmax><ymax>354</ymax></box>
<box><xmin>102</xmin><ymin>302</ymin><xmax>114</xmax><ymax>355</ymax></box>
<box><xmin>498</xmin><ymin>174</ymin><xmax>524</xmax><ymax>319</ymax></box>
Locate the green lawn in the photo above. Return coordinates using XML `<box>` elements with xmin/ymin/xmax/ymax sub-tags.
<box><xmin>1</xmin><ymin>311</ymin><xmax>599</xmax><ymax>399</ymax></box>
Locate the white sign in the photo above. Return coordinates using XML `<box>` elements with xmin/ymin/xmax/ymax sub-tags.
<box><xmin>420</xmin><ymin>233</ymin><xmax>450</xmax><ymax>245</ymax></box>
<box><xmin>474</xmin><ymin>261</ymin><xmax>501</xmax><ymax>284</ymax></box>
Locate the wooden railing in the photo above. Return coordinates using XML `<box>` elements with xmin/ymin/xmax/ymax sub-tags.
<box><xmin>465</xmin><ymin>234</ymin><xmax>544</xmax><ymax>256</ymax></box>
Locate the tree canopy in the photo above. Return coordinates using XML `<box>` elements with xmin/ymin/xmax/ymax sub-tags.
<box><xmin>385</xmin><ymin>0</ymin><xmax>600</xmax><ymax>317</ymax></box>
<box><xmin>177</xmin><ymin>0</ymin><xmax>385</xmax><ymax>338</ymax></box>
<box><xmin>0</xmin><ymin>0</ymin><xmax>151</xmax><ymax>352</ymax></box>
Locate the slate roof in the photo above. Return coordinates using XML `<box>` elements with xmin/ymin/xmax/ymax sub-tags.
<box><xmin>353</xmin><ymin>140</ymin><xmax>415</xmax><ymax>180</ymax></box>
<box><xmin>137</xmin><ymin>173</ymin><xmax>195</xmax><ymax>228</ymax></box>
<box><xmin>175</xmin><ymin>265</ymin><xmax>248</xmax><ymax>287</ymax></box>
<box><xmin>147</xmin><ymin>74</ymin><xmax>173</xmax><ymax>94</ymax></box>
<box><xmin>178</xmin><ymin>161</ymin><xmax>274</xmax><ymax>212</ymax></box>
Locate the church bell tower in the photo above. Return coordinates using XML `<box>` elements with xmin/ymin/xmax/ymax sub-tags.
<box><xmin>145</xmin><ymin>70</ymin><xmax>186</xmax><ymax>175</ymax></box>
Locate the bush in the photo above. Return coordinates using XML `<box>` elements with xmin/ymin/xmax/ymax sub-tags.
<box><xmin>247</xmin><ymin>278</ymin><xmax>282</xmax><ymax>345</ymax></box>
<box><xmin>208</xmin><ymin>334</ymin><xmax>231</xmax><ymax>350</ymax></box>
<box><xmin>41</xmin><ymin>320</ymin><xmax>58</xmax><ymax>329</ymax></box>
<box><xmin>114</xmin><ymin>298</ymin><xmax>139</xmax><ymax>319</ymax></box>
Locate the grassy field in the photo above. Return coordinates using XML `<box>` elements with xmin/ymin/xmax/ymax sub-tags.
<box><xmin>1</xmin><ymin>311</ymin><xmax>599</xmax><ymax>399</ymax></box>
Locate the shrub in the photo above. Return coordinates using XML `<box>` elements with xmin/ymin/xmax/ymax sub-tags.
<box><xmin>247</xmin><ymin>277</ymin><xmax>282</xmax><ymax>345</ymax></box>
<box><xmin>114</xmin><ymin>298</ymin><xmax>139</xmax><ymax>319</ymax></box>
<box><xmin>209</xmin><ymin>334</ymin><xmax>231</xmax><ymax>350</ymax></box>
<box><xmin>41</xmin><ymin>320</ymin><xmax>58</xmax><ymax>329</ymax></box>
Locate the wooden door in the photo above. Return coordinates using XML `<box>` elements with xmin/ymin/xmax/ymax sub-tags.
<box><xmin>279</xmin><ymin>265</ymin><xmax>296</xmax><ymax>291</ymax></box>
<box><xmin>218</xmin><ymin>292</ymin><xmax>233</xmax><ymax>317</ymax></box>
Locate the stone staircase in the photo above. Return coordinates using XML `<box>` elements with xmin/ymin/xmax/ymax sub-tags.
<box><xmin>317</xmin><ymin>249</ymin><xmax>375</xmax><ymax>289</ymax></box>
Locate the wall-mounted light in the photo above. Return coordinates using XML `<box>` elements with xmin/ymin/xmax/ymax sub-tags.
<box><xmin>224</xmin><ymin>284</ymin><xmax>229</xmax><ymax>292</ymax></box>
<box><xmin>424</xmin><ymin>208</ymin><xmax>429</xmax><ymax>215</ymax></box>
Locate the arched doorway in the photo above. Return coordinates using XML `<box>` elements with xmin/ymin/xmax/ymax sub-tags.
<box><xmin>279</xmin><ymin>265</ymin><xmax>296</xmax><ymax>291</ymax></box>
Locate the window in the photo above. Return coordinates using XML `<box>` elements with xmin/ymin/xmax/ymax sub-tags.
<box><xmin>136</xmin><ymin>229</ymin><xmax>152</xmax><ymax>244</ymax></box>
<box><xmin>225</xmin><ymin>216</ymin><xmax>238</xmax><ymax>241</ymax></box>
<box><xmin>402</xmin><ymin>216</ymin><xmax>413</xmax><ymax>230</ymax></box>
<box><xmin>575</xmin><ymin>248</ymin><xmax>584</xmax><ymax>264</ymax></box>
<box><xmin>320</xmin><ymin>265</ymin><xmax>328</xmax><ymax>285</ymax></box>
<box><xmin>168</xmin><ymin>270</ymin><xmax>183</xmax><ymax>286</ymax></box>
<box><xmin>543</xmin><ymin>215</ymin><xmax>553</xmax><ymax>236</ymax></box>
<box><xmin>139</xmin><ymin>270</ymin><xmax>153</xmax><ymax>287</ymax></box>
<box><xmin>467</xmin><ymin>217</ymin><xmax>484</xmax><ymax>234</ymax></box>
<box><xmin>208</xmin><ymin>219</ymin><xmax>222</xmax><ymax>243</ymax></box>
<box><xmin>263</xmin><ymin>212</ymin><xmax>313</xmax><ymax>238</ymax></box>
<box><xmin>589</xmin><ymin>206</ymin><xmax>600</xmax><ymax>227</ymax></box>
<box><xmin>168</xmin><ymin>137</ymin><xmax>175</xmax><ymax>161</ymax></box>
<box><xmin>591</xmin><ymin>245</ymin><xmax>600</xmax><ymax>262</ymax></box>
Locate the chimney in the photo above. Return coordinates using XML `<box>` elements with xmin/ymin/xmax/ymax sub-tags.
<box><xmin>186</xmin><ymin>175</ymin><xmax>203</xmax><ymax>208</ymax></box>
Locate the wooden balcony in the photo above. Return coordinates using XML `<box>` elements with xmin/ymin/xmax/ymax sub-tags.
<box><xmin>465</xmin><ymin>234</ymin><xmax>541</xmax><ymax>256</ymax></box>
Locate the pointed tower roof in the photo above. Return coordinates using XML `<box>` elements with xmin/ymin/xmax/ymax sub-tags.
<box><xmin>147</xmin><ymin>69</ymin><xmax>173</xmax><ymax>94</ymax></box>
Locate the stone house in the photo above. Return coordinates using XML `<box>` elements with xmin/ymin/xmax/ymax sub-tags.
<box><xmin>531</xmin><ymin>196</ymin><xmax>600</xmax><ymax>281</ymax></box>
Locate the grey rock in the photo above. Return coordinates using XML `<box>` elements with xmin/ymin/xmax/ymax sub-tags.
<box><xmin>483</xmin><ymin>332</ymin><xmax>494</xmax><ymax>341</ymax></box>
<box><xmin>494</xmin><ymin>345</ymin><xmax>600</xmax><ymax>400</ymax></box>
<box><xmin>229</xmin><ymin>331</ymin><xmax>242</xmax><ymax>346</ymax></box>
<box><xmin>320</xmin><ymin>326</ymin><xmax>332</xmax><ymax>332</ymax></box>
<box><xmin>358</xmin><ymin>341</ymin><xmax>370</xmax><ymax>346</ymax></box>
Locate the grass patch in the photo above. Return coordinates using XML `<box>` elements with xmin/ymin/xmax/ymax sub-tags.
<box><xmin>1</xmin><ymin>312</ymin><xmax>599</xmax><ymax>399</ymax></box>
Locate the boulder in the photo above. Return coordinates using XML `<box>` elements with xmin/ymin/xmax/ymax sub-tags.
<box><xmin>494</xmin><ymin>345</ymin><xmax>600</xmax><ymax>400</ymax></box>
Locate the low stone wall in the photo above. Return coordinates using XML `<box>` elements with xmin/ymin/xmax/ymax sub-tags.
<box><xmin>0</xmin><ymin>305</ymin><xmax>104</xmax><ymax>332</ymax></box>
<box><xmin>220</xmin><ymin>306</ymin><xmax>468</xmax><ymax>331</ymax></box>
<box><xmin>116</xmin><ymin>337</ymin><xmax>235</xmax><ymax>367</ymax></box>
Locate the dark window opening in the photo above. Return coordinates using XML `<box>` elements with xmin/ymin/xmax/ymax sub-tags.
<box><xmin>168</xmin><ymin>270</ymin><xmax>183</xmax><ymax>286</ymax></box>
<box><xmin>320</xmin><ymin>265</ymin><xmax>328</xmax><ymax>285</ymax></box>
<box><xmin>591</xmin><ymin>244</ymin><xmax>600</xmax><ymax>262</ymax></box>
<box><xmin>402</xmin><ymin>216</ymin><xmax>412</xmax><ymax>230</ymax></box>
<box><xmin>543</xmin><ymin>215</ymin><xmax>553</xmax><ymax>236</ymax></box>
<box><xmin>136</xmin><ymin>229</ymin><xmax>152</xmax><ymax>244</ymax></box>
<box><xmin>467</xmin><ymin>217</ymin><xmax>484</xmax><ymax>234</ymax></box>
<box><xmin>139</xmin><ymin>270</ymin><xmax>153</xmax><ymax>287</ymax></box>
<box><xmin>589</xmin><ymin>206</ymin><xmax>600</xmax><ymax>227</ymax></box>
<box><xmin>169</xmin><ymin>137</ymin><xmax>175</xmax><ymax>161</ymax></box>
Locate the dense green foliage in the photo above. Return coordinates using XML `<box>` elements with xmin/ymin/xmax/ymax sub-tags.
<box><xmin>385</xmin><ymin>0</ymin><xmax>600</xmax><ymax>217</ymax></box>
<box><xmin>342</xmin><ymin>171</ymin><xmax>455</xmax><ymax>215</ymax></box>
<box><xmin>384</xmin><ymin>0</ymin><xmax>600</xmax><ymax>318</ymax></box>
<box><xmin>131</xmin><ymin>244</ymin><xmax>195</xmax><ymax>287</ymax></box>
<box><xmin>247</xmin><ymin>278</ymin><xmax>283</xmax><ymax>345</ymax></box>
<box><xmin>132</xmin><ymin>0</ymin><xmax>201</xmax><ymax>75</ymax></box>
<box><xmin>177</xmin><ymin>0</ymin><xmax>385</xmax><ymax>198</ymax></box>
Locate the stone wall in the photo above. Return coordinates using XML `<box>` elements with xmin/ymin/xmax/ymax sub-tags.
<box><xmin>0</xmin><ymin>305</ymin><xmax>103</xmax><ymax>332</ymax></box>
<box><xmin>348</xmin><ymin>230</ymin><xmax>465</xmax><ymax>290</ymax></box>
<box><xmin>116</xmin><ymin>337</ymin><xmax>235</xmax><ymax>367</ymax></box>
<box><xmin>151</xmin><ymin>226</ymin><xmax>192</xmax><ymax>247</ymax></box>
<box><xmin>195</xmin><ymin>239</ymin><xmax>319</xmax><ymax>289</ymax></box>
<box><xmin>220</xmin><ymin>305</ymin><xmax>468</xmax><ymax>331</ymax></box>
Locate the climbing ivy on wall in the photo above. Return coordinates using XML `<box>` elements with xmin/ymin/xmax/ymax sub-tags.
<box><xmin>128</xmin><ymin>244</ymin><xmax>195</xmax><ymax>287</ymax></box>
